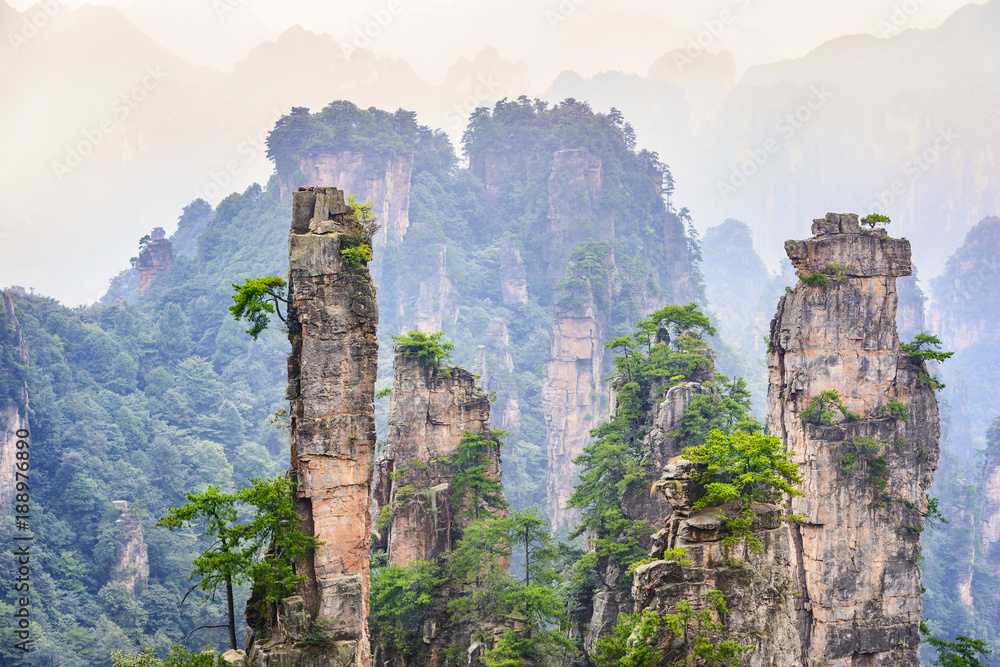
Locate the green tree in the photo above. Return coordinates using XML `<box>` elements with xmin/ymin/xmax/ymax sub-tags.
<box><xmin>922</xmin><ymin>622</ymin><xmax>992</xmax><ymax>667</ymax></box>
<box><xmin>451</xmin><ymin>430</ymin><xmax>507</xmax><ymax>520</ymax></box>
<box><xmin>391</xmin><ymin>330</ymin><xmax>454</xmax><ymax>370</ymax></box>
<box><xmin>861</xmin><ymin>213</ymin><xmax>891</xmax><ymax>229</ymax></box>
<box><xmin>158</xmin><ymin>486</ymin><xmax>249</xmax><ymax>650</ymax></box>
<box><xmin>229</xmin><ymin>276</ymin><xmax>288</xmax><ymax>340</ymax></box>
<box><xmin>593</xmin><ymin>610</ymin><xmax>661</xmax><ymax>667</ymax></box>
<box><xmin>902</xmin><ymin>333</ymin><xmax>955</xmax><ymax>363</ymax></box>
<box><xmin>679</xmin><ymin>429</ymin><xmax>803</xmax><ymax>554</ymax></box>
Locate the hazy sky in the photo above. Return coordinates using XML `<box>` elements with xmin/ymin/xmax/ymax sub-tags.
<box><xmin>9</xmin><ymin>0</ymin><xmax>988</xmax><ymax>84</ymax></box>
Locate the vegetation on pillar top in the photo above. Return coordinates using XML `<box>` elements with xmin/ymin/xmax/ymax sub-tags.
<box><xmin>861</xmin><ymin>213</ymin><xmax>891</xmax><ymax>229</ymax></box>
<box><xmin>902</xmin><ymin>333</ymin><xmax>954</xmax><ymax>363</ymax></box>
<box><xmin>391</xmin><ymin>329</ymin><xmax>454</xmax><ymax>371</ymax></box>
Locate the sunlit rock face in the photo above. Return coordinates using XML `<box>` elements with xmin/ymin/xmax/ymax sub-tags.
<box><xmin>135</xmin><ymin>227</ymin><xmax>174</xmax><ymax>296</ymax></box>
<box><xmin>766</xmin><ymin>213</ymin><xmax>940</xmax><ymax>666</ymax></box>
<box><xmin>249</xmin><ymin>185</ymin><xmax>379</xmax><ymax>667</ymax></box>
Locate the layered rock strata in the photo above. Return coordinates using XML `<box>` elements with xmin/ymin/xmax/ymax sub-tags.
<box><xmin>372</xmin><ymin>351</ymin><xmax>506</xmax><ymax>666</ymax></box>
<box><xmin>0</xmin><ymin>291</ymin><xmax>29</xmax><ymax>511</ymax></box>
<box><xmin>109</xmin><ymin>501</ymin><xmax>150</xmax><ymax>598</ymax></box>
<box><xmin>766</xmin><ymin>213</ymin><xmax>940</xmax><ymax>666</ymax></box>
<box><xmin>135</xmin><ymin>227</ymin><xmax>174</xmax><ymax>296</ymax></box>
<box><xmin>632</xmin><ymin>458</ymin><xmax>800</xmax><ymax>667</ymax></box>
<box><xmin>248</xmin><ymin>185</ymin><xmax>379</xmax><ymax>667</ymax></box>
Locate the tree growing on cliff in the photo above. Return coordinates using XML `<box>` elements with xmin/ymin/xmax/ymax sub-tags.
<box><xmin>229</xmin><ymin>276</ymin><xmax>288</xmax><ymax>340</ymax></box>
<box><xmin>391</xmin><ymin>330</ymin><xmax>454</xmax><ymax>371</ymax></box>
<box><xmin>861</xmin><ymin>213</ymin><xmax>891</xmax><ymax>229</ymax></box>
<box><xmin>679</xmin><ymin>429</ymin><xmax>803</xmax><ymax>554</ymax></box>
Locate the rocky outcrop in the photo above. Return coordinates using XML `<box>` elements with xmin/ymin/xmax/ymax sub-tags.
<box><xmin>545</xmin><ymin>149</ymin><xmax>609</xmax><ymax>282</ymax></box>
<box><xmin>135</xmin><ymin>227</ymin><xmax>174</xmax><ymax>296</ymax></box>
<box><xmin>0</xmin><ymin>291</ymin><xmax>29</xmax><ymax>511</ymax></box>
<box><xmin>472</xmin><ymin>319</ymin><xmax>520</xmax><ymax>434</ymax></box>
<box><xmin>498</xmin><ymin>237</ymin><xmax>528</xmax><ymax>304</ymax></box>
<box><xmin>543</xmin><ymin>298</ymin><xmax>608</xmax><ymax>535</ymax></box>
<box><xmin>409</xmin><ymin>244</ymin><xmax>456</xmax><ymax>334</ymax></box>
<box><xmin>766</xmin><ymin>213</ymin><xmax>940</xmax><ymax>666</ymax></box>
<box><xmin>109</xmin><ymin>501</ymin><xmax>150</xmax><ymax>598</ymax></box>
<box><xmin>979</xmin><ymin>422</ymin><xmax>1000</xmax><ymax>624</ymax></box>
<box><xmin>372</xmin><ymin>351</ymin><xmax>505</xmax><ymax>666</ymax></box>
<box><xmin>248</xmin><ymin>185</ymin><xmax>378</xmax><ymax>667</ymax></box>
<box><xmin>632</xmin><ymin>458</ymin><xmax>800</xmax><ymax>667</ymax></box>
<box><xmin>279</xmin><ymin>152</ymin><xmax>414</xmax><ymax>272</ymax></box>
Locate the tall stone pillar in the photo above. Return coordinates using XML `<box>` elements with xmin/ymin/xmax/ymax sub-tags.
<box><xmin>766</xmin><ymin>213</ymin><xmax>940</xmax><ymax>666</ymax></box>
<box><xmin>286</xmin><ymin>185</ymin><xmax>379</xmax><ymax>665</ymax></box>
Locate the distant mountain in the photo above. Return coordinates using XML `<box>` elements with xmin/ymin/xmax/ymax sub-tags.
<box><xmin>544</xmin><ymin>0</ymin><xmax>1000</xmax><ymax>276</ymax></box>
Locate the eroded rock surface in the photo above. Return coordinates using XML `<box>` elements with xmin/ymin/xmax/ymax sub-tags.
<box><xmin>766</xmin><ymin>213</ymin><xmax>940</xmax><ymax>666</ymax></box>
<box><xmin>135</xmin><ymin>227</ymin><xmax>174</xmax><ymax>296</ymax></box>
<box><xmin>632</xmin><ymin>458</ymin><xmax>800</xmax><ymax>667</ymax></box>
<box><xmin>249</xmin><ymin>185</ymin><xmax>379</xmax><ymax>667</ymax></box>
<box><xmin>109</xmin><ymin>501</ymin><xmax>150</xmax><ymax>597</ymax></box>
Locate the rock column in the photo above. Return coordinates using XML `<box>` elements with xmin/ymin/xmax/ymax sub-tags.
<box><xmin>286</xmin><ymin>186</ymin><xmax>379</xmax><ymax>665</ymax></box>
<box><xmin>766</xmin><ymin>213</ymin><xmax>940</xmax><ymax>666</ymax></box>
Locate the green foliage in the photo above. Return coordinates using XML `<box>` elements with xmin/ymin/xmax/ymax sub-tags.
<box><xmin>391</xmin><ymin>329</ymin><xmax>454</xmax><ymax>371</ymax></box>
<box><xmin>880</xmin><ymin>401</ymin><xmax>910</xmax><ymax>421</ymax></box>
<box><xmin>902</xmin><ymin>333</ymin><xmax>955</xmax><ymax>363</ymax></box>
<box><xmin>921</xmin><ymin>622</ymin><xmax>992</xmax><ymax>667</ymax></box>
<box><xmin>340</xmin><ymin>243</ymin><xmax>373</xmax><ymax>266</ymax></box>
<box><xmin>839</xmin><ymin>435</ymin><xmax>889</xmax><ymax>492</ymax></box>
<box><xmin>861</xmin><ymin>213</ymin><xmax>891</xmax><ymax>229</ymax></box>
<box><xmin>112</xmin><ymin>645</ymin><xmax>225</xmax><ymax>666</ymax></box>
<box><xmin>451</xmin><ymin>430</ymin><xmax>508</xmax><ymax>520</ymax></box>
<box><xmin>650</xmin><ymin>591</ymin><xmax>753</xmax><ymax>666</ymax></box>
<box><xmin>801</xmin><ymin>272</ymin><xmax>829</xmax><ymax>287</ymax></box>
<box><xmin>801</xmin><ymin>389</ymin><xmax>860</xmax><ymax>424</ymax></box>
<box><xmin>229</xmin><ymin>275</ymin><xmax>288</xmax><ymax>340</ymax></box>
<box><xmin>593</xmin><ymin>610</ymin><xmax>661</xmax><ymax>667</ymax></box>
<box><xmin>369</xmin><ymin>560</ymin><xmax>444</xmax><ymax>661</ymax></box>
<box><xmin>683</xmin><ymin>429</ymin><xmax>803</xmax><ymax>553</ymax></box>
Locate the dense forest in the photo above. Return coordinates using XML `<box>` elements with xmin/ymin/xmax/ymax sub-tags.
<box><xmin>1</xmin><ymin>99</ymin><xmax>998</xmax><ymax>666</ymax></box>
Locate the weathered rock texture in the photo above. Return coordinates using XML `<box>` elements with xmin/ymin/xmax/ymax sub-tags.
<box><xmin>632</xmin><ymin>458</ymin><xmax>800</xmax><ymax>667</ymax></box>
<box><xmin>109</xmin><ymin>501</ymin><xmax>150</xmax><ymax>598</ymax></box>
<box><xmin>543</xmin><ymin>297</ymin><xmax>608</xmax><ymax>535</ymax></box>
<box><xmin>979</xmin><ymin>423</ymin><xmax>1000</xmax><ymax>624</ymax></box>
<box><xmin>372</xmin><ymin>351</ymin><xmax>506</xmax><ymax>665</ymax></box>
<box><xmin>766</xmin><ymin>213</ymin><xmax>940</xmax><ymax>666</ymax></box>
<box><xmin>279</xmin><ymin>152</ymin><xmax>414</xmax><ymax>283</ymax></box>
<box><xmin>0</xmin><ymin>291</ymin><xmax>29</xmax><ymax>511</ymax></box>
<box><xmin>248</xmin><ymin>186</ymin><xmax>378</xmax><ymax>667</ymax></box>
<box><xmin>135</xmin><ymin>227</ymin><xmax>174</xmax><ymax>296</ymax></box>
<box><xmin>472</xmin><ymin>319</ymin><xmax>520</xmax><ymax>434</ymax></box>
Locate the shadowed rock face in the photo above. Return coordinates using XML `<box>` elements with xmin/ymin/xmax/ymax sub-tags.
<box><xmin>251</xmin><ymin>185</ymin><xmax>379</xmax><ymax>667</ymax></box>
<box><xmin>632</xmin><ymin>458</ymin><xmax>800</xmax><ymax>667</ymax></box>
<box><xmin>372</xmin><ymin>352</ymin><xmax>506</xmax><ymax>666</ymax></box>
<box><xmin>766</xmin><ymin>213</ymin><xmax>940</xmax><ymax>666</ymax></box>
<box><xmin>109</xmin><ymin>502</ymin><xmax>150</xmax><ymax>598</ymax></box>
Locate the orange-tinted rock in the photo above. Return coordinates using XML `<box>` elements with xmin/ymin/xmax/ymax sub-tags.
<box><xmin>271</xmin><ymin>185</ymin><xmax>379</xmax><ymax>666</ymax></box>
<box><xmin>135</xmin><ymin>227</ymin><xmax>174</xmax><ymax>296</ymax></box>
<box><xmin>766</xmin><ymin>214</ymin><xmax>940</xmax><ymax>666</ymax></box>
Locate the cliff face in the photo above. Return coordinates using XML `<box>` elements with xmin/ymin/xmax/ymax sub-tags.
<box><xmin>0</xmin><ymin>291</ymin><xmax>29</xmax><ymax>511</ymax></box>
<box><xmin>633</xmin><ymin>458</ymin><xmax>800</xmax><ymax>667</ymax></box>
<box><xmin>109</xmin><ymin>501</ymin><xmax>150</xmax><ymax>598</ymax></box>
<box><xmin>766</xmin><ymin>213</ymin><xmax>940</xmax><ymax>666</ymax></box>
<box><xmin>372</xmin><ymin>352</ymin><xmax>505</xmax><ymax>665</ymax></box>
<box><xmin>135</xmin><ymin>227</ymin><xmax>174</xmax><ymax>296</ymax></box>
<box><xmin>542</xmin><ymin>295</ymin><xmax>608</xmax><ymax>534</ymax></box>
<box><xmin>280</xmin><ymin>151</ymin><xmax>414</xmax><ymax>256</ymax></box>
<box><xmin>249</xmin><ymin>186</ymin><xmax>379</xmax><ymax>667</ymax></box>
<box><xmin>545</xmin><ymin>149</ymin><xmax>609</xmax><ymax>282</ymax></box>
<box><xmin>979</xmin><ymin>422</ymin><xmax>1000</xmax><ymax>625</ymax></box>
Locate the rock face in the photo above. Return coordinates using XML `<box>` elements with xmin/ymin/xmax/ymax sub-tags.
<box><xmin>979</xmin><ymin>422</ymin><xmax>1000</xmax><ymax>624</ymax></box>
<box><xmin>249</xmin><ymin>186</ymin><xmax>379</xmax><ymax>667</ymax></box>
<box><xmin>0</xmin><ymin>291</ymin><xmax>29</xmax><ymax>511</ymax></box>
<box><xmin>472</xmin><ymin>319</ymin><xmax>520</xmax><ymax>434</ymax></box>
<box><xmin>372</xmin><ymin>351</ymin><xmax>506</xmax><ymax>665</ymax></box>
<box><xmin>766</xmin><ymin>213</ymin><xmax>940</xmax><ymax>666</ymax></box>
<box><xmin>109</xmin><ymin>501</ymin><xmax>150</xmax><ymax>598</ymax></box>
<box><xmin>543</xmin><ymin>298</ymin><xmax>608</xmax><ymax>535</ymax></box>
<box><xmin>280</xmin><ymin>152</ymin><xmax>414</xmax><ymax>285</ymax></box>
<box><xmin>632</xmin><ymin>458</ymin><xmax>800</xmax><ymax>667</ymax></box>
<box><xmin>135</xmin><ymin>227</ymin><xmax>174</xmax><ymax>296</ymax></box>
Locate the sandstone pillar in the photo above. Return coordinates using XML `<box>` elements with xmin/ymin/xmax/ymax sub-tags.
<box><xmin>287</xmin><ymin>185</ymin><xmax>379</xmax><ymax>665</ymax></box>
<box><xmin>766</xmin><ymin>213</ymin><xmax>940</xmax><ymax>666</ymax></box>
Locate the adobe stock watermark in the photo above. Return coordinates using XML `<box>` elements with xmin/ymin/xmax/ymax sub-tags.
<box><xmin>674</xmin><ymin>0</ymin><xmax>753</xmax><ymax>72</ymax></box>
<box><xmin>546</xmin><ymin>0</ymin><xmax>587</xmax><ymax>31</ymax></box>
<box><xmin>876</xmin><ymin>0</ymin><xmax>931</xmax><ymax>38</ymax></box>
<box><xmin>864</xmin><ymin>128</ymin><xmax>958</xmax><ymax>214</ymax></box>
<box><xmin>443</xmin><ymin>74</ymin><xmax>503</xmax><ymax>132</ymax></box>
<box><xmin>193</xmin><ymin>109</ymin><xmax>284</xmax><ymax>201</ymax></box>
<box><xmin>717</xmin><ymin>84</ymin><xmax>834</xmax><ymax>202</ymax></box>
<box><xmin>7</xmin><ymin>0</ymin><xmax>65</xmax><ymax>54</ymax></box>
<box><xmin>51</xmin><ymin>66</ymin><xmax>168</xmax><ymax>182</ymax></box>
<box><xmin>340</xmin><ymin>0</ymin><xmax>403</xmax><ymax>59</ymax></box>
